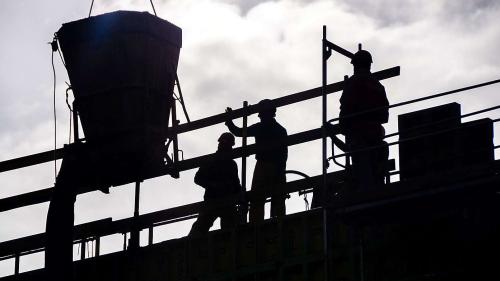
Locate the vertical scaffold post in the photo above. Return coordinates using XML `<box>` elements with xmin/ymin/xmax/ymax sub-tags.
<box><xmin>81</xmin><ymin>240</ymin><xmax>86</xmax><ymax>260</ymax></box>
<box><xmin>14</xmin><ymin>253</ymin><xmax>19</xmax><ymax>275</ymax></box>
<box><xmin>242</xmin><ymin>101</ymin><xmax>248</xmax><ymax>191</ymax></box>
<box><xmin>95</xmin><ymin>236</ymin><xmax>100</xmax><ymax>257</ymax></box>
<box><xmin>129</xmin><ymin>181</ymin><xmax>141</xmax><ymax>249</ymax></box>
<box><xmin>172</xmin><ymin>96</ymin><xmax>180</xmax><ymax>164</ymax></box>
<box><xmin>321</xmin><ymin>25</ymin><xmax>328</xmax><ymax>202</ymax></box>
<box><xmin>72</xmin><ymin>101</ymin><xmax>79</xmax><ymax>143</ymax></box>
<box><xmin>322</xmin><ymin>25</ymin><xmax>331</xmax><ymax>281</ymax></box>
<box><xmin>241</xmin><ymin>101</ymin><xmax>248</xmax><ymax>224</ymax></box>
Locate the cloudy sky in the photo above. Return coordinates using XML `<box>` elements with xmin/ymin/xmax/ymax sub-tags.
<box><xmin>1</xmin><ymin>0</ymin><xmax>499</xmax><ymax>276</ymax></box>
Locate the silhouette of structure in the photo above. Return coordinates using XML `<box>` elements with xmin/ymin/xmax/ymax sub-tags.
<box><xmin>0</xmin><ymin>14</ymin><xmax>500</xmax><ymax>281</ymax></box>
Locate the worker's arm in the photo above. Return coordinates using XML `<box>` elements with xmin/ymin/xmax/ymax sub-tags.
<box><xmin>225</xmin><ymin>107</ymin><xmax>258</xmax><ymax>137</ymax></box>
<box><xmin>225</xmin><ymin>107</ymin><xmax>244</xmax><ymax>137</ymax></box>
<box><xmin>231</xmin><ymin>160</ymin><xmax>244</xmax><ymax>194</ymax></box>
<box><xmin>194</xmin><ymin>166</ymin><xmax>215</xmax><ymax>189</ymax></box>
<box><xmin>323</xmin><ymin>123</ymin><xmax>347</xmax><ymax>151</ymax></box>
<box><xmin>380</xmin><ymin>86</ymin><xmax>389</xmax><ymax>124</ymax></box>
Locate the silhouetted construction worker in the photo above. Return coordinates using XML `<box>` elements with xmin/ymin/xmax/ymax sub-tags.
<box><xmin>326</xmin><ymin>50</ymin><xmax>389</xmax><ymax>190</ymax></box>
<box><xmin>226</xmin><ymin>99</ymin><xmax>288</xmax><ymax>222</ymax></box>
<box><xmin>189</xmin><ymin>132</ymin><xmax>244</xmax><ymax>235</ymax></box>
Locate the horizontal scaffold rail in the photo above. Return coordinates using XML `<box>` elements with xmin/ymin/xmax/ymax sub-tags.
<box><xmin>2</xmin><ymin>158</ymin><xmax>499</xmax><ymax>261</ymax></box>
<box><xmin>0</xmin><ymin>127</ymin><xmax>323</xmax><ymax>212</ymax></box>
<box><xmin>0</xmin><ymin>66</ymin><xmax>400</xmax><ymax>174</ymax></box>
<box><xmin>0</xmin><ymin>169</ymin><xmax>345</xmax><ymax>260</ymax></box>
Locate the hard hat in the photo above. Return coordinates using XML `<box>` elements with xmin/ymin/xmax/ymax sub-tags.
<box><xmin>218</xmin><ymin>132</ymin><xmax>235</xmax><ymax>146</ymax></box>
<box><xmin>351</xmin><ymin>50</ymin><xmax>373</xmax><ymax>66</ymax></box>
<box><xmin>257</xmin><ymin>99</ymin><xmax>276</xmax><ymax>115</ymax></box>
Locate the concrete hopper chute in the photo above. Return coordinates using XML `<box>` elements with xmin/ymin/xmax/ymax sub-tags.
<box><xmin>56</xmin><ymin>11</ymin><xmax>182</xmax><ymax>185</ymax></box>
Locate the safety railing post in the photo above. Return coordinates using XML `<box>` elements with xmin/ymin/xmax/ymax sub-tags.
<box><xmin>148</xmin><ymin>226</ymin><xmax>154</xmax><ymax>246</ymax></box>
<box><xmin>242</xmin><ymin>101</ymin><xmax>248</xmax><ymax>205</ymax></box>
<box><xmin>322</xmin><ymin>25</ymin><xmax>328</xmax><ymax>202</ymax></box>
<box><xmin>129</xmin><ymin>181</ymin><xmax>141</xmax><ymax>249</ymax></box>
<box><xmin>72</xmin><ymin>101</ymin><xmax>79</xmax><ymax>143</ymax></box>
<box><xmin>242</xmin><ymin>101</ymin><xmax>248</xmax><ymax>188</ymax></box>
<box><xmin>81</xmin><ymin>240</ymin><xmax>86</xmax><ymax>260</ymax></box>
<box><xmin>95</xmin><ymin>236</ymin><xmax>100</xmax><ymax>257</ymax></box>
<box><xmin>14</xmin><ymin>254</ymin><xmax>19</xmax><ymax>275</ymax></box>
<box><xmin>172</xmin><ymin>97</ymin><xmax>180</xmax><ymax>164</ymax></box>
<box><xmin>123</xmin><ymin>233</ymin><xmax>127</xmax><ymax>251</ymax></box>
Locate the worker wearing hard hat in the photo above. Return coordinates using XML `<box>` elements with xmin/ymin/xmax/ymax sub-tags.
<box><xmin>189</xmin><ymin>132</ymin><xmax>244</xmax><ymax>235</ymax></box>
<box><xmin>226</xmin><ymin>99</ymin><xmax>288</xmax><ymax>222</ymax></box>
<box><xmin>327</xmin><ymin>49</ymin><xmax>389</xmax><ymax>190</ymax></box>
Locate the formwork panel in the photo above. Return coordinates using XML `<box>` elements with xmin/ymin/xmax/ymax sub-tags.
<box><xmin>212</xmin><ymin>230</ymin><xmax>234</xmax><ymax>273</ymax></box>
<box><xmin>187</xmin><ymin>236</ymin><xmax>210</xmax><ymax>277</ymax></box>
<box><xmin>283</xmin><ymin>216</ymin><xmax>305</xmax><ymax>258</ymax></box>
<box><xmin>283</xmin><ymin>264</ymin><xmax>304</xmax><ymax>281</ymax></box>
<box><xmin>308</xmin><ymin>261</ymin><xmax>326</xmax><ymax>281</ymax></box>
<box><xmin>235</xmin><ymin>224</ymin><xmax>257</xmax><ymax>268</ymax></box>
<box><xmin>165</xmin><ymin>239</ymin><xmax>187</xmax><ymax>280</ymax></box>
<box><xmin>257</xmin><ymin>221</ymin><xmax>280</xmax><ymax>263</ymax></box>
<box><xmin>306</xmin><ymin>210</ymin><xmax>325</xmax><ymax>255</ymax></box>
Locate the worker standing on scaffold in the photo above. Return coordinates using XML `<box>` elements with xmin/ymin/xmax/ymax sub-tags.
<box><xmin>189</xmin><ymin>132</ymin><xmax>244</xmax><ymax>235</ymax></box>
<box><xmin>226</xmin><ymin>99</ymin><xmax>288</xmax><ymax>223</ymax></box>
<box><xmin>326</xmin><ymin>50</ymin><xmax>389</xmax><ymax>190</ymax></box>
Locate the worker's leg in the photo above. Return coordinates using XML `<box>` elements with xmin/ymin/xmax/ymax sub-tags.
<box><xmin>270</xmin><ymin>195</ymin><xmax>286</xmax><ymax>218</ymax></box>
<box><xmin>219</xmin><ymin>207</ymin><xmax>237</xmax><ymax>230</ymax></box>
<box><xmin>189</xmin><ymin>211</ymin><xmax>217</xmax><ymax>235</ymax></box>
<box><xmin>348</xmin><ymin>137</ymin><xmax>376</xmax><ymax>190</ymax></box>
<box><xmin>372</xmin><ymin>140</ymin><xmax>389</xmax><ymax>187</ymax></box>
<box><xmin>249</xmin><ymin>161</ymin><xmax>267</xmax><ymax>223</ymax></box>
<box><xmin>270</xmin><ymin>168</ymin><xmax>286</xmax><ymax>218</ymax></box>
<box><xmin>249</xmin><ymin>196</ymin><xmax>265</xmax><ymax>223</ymax></box>
<box><xmin>237</xmin><ymin>199</ymin><xmax>248</xmax><ymax>224</ymax></box>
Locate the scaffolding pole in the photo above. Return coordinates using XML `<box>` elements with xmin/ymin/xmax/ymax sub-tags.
<box><xmin>322</xmin><ymin>25</ymin><xmax>328</xmax><ymax>204</ymax></box>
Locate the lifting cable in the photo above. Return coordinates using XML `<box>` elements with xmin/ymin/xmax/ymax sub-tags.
<box><xmin>65</xmin><ymin>84</ymin><xmax>73</xmax><ymax>143</ymax></box>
